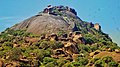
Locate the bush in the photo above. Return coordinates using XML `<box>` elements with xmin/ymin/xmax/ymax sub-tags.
<box><xmin>118</xmin><ymin>64</ymin><xmax>120</xmax><ymax>67</ymax></box>
<box><xmin>90</xmin><ymin>58</ymin><xmax>100</xmax><ymax>64</ymax></box>
<box><xmin>108</xmin><ymin>61</ymin><xmax>118</xmax><ymax>67</ymax></box>
<box><xmin>8</xmin><ymin>48</ymin><xmax>22</xmax><ymax>60</ymax></box>
<box><xmin>49</xmin><ymin>41</ymin><xmax>63</xmax><ymax>49</ymax></box>
<box><xmin>63</xmin><ymin>62</ymin><xmax>74</xmax><ymax>67</ymax></box>
<box><xmin>57</xmin><ymin>59</ymin><xmax>68</xmax><ymax>67</ymax></box>
<box><xmin>72</xmin><ymin>62</ymin><xmax>81</xmax><ymax>66</ymax></box>
<box><xmin>78</xmin><ymin>44</ymin><xmax>90</xmax><ymax>52</ymax></box>
<box><xmin>84</xmin><ymin>33</ymin><xmax>97</xmax><ymax>44</ymax></box>
<box><xmin>95</xmin><ymin>60</ymin><xmax>105</xmax><ymax>67</ymax></box>
<box><xmin>77</xmin><ymin>57</ymin><xmax>89</xmax><ymax>65</ymax></box>
<box><xmin>45</xmin><ymin>62</ymin><xmax>55</xmax><ymax>67</ymax></box>
<box><xmin>44</xmin><ymin>48</ymin><xmax>52</xmax><ymax>57</ymax></box>
<box><xmin>43</xmin><ymin>57</ymin><xmax>56</xmax><ymax>64</ymax></box>
<box><xmin>102</xmin><ymin>56</ymin><xmax>113</xmax><ymax>63</ymax></box>
<box><xmin>32</xmin><ymin>49</ymin><xmax>45</xmax><ymax>60</ymax></box>
<box><xmin>57</xmin><ymin>58</ymin><xmax>69</xmax><ymax>67</ymax></box>
<box><xmin>39</xmin><ymin>40</ymin><xmax>49</xmax><ymax>49</ymax></box>
<box><xmin>3</xmin><ymin>42</ymin><xmax>13</xmax><ymax>47</ymax></box>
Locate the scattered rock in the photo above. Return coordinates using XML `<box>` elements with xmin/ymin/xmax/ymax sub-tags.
<box><xmin>0</xmin><ymin>60</ymin><xmax>4</xmax><ymax>67</ymax></box>
<box><xmin>107</xmin><ymin>48</ymin><xmax>112</xmax><ymax>52</ymax></box>
<box><xmin>115</xmin><ymin>49</ymin><xmax>120</xmax><ymax>53</ymax></box>
<box><xmin>90</xmin><ymin>52</ymin><xmax>95</xmax><ymax>57</ymax></box>
<box><xmin>94</xmin><ymin>23</ymin><xmax>101</xmax><ymax>31</ymax></box>
<box><xmin>90</xmin><ymin>50</ymin><xmax>101</xmax><ymax>57</ymax></box>
<box><xmin>72</xmin><ymin>54</ymin><xmax>80</xmax><ymax>62</ymax></box>
<box><xmin>50</xmin><ymin>33</ymin><xmax>58</xmax><ymax>41</ymax></box>
<box><xmin>13</xmin><ymin>44</ymin><xmax>18</xmax><ymax>47</ymax></box>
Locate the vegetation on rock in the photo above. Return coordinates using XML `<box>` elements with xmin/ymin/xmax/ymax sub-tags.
<box><xmin>0</xmin><ymin>5</ymin><xmax>120</xmax><ymax>67</ymax></box>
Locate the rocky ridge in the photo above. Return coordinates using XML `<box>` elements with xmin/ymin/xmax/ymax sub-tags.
<box><xmin>0</xmin><ymin>5</ymin><xmax>120</xmax><ymax>67</ymax></box>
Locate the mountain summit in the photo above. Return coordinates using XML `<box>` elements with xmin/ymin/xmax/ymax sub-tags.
<box><xmin>11</xmin><ymin>5</ymin><xmax>80</xmax><ymax>34</ymax></box>
<box><xmin>11</xmin><ymin>5</ymin><xmax>100</xmax><ymax>35</ymax></box>
<box><xmin>0</xmin><ymin>5</ymin><xmax>120</xmax><ymax>67</ymax></box>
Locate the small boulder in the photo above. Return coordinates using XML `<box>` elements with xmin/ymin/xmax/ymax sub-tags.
<box><xmin>115</xmin><ymin>49</ymin><xmax>120</xmax><ymax>53</ymax></box>
<box><xmin>0</xmin><ymin>60</ymin><xmax>4</xmax><ymax>67</ymax></box>
<box><xmin>89</xmin><ymin>50</ymin><xmax>101</xmax><ymax>57</ymax></box>
<box><xmin>89</xmin><ymin>52</ymin><xmax>95</xmax><ymax>57</ymax></box>
<box><xmin>50</xmin><ymin>33</ymin><xmax>58</xmax><ymax>41</ymax></box>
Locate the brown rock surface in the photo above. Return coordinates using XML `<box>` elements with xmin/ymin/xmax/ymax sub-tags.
<box><xmin>0</xmin><ymin>60</ymin><xmax>3</xmax><ymax>67</ymax></box>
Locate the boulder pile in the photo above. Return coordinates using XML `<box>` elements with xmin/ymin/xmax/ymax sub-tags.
<box><xmin>40</xmin><ymin>31</ymin><xmax>85</xmax><ymax>60</ymax></box>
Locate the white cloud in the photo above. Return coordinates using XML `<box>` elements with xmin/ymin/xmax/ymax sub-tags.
<box><xmin>0</xmin><ymin>17</ymin><xmax>15</xmax><ymax>20</ymax></box>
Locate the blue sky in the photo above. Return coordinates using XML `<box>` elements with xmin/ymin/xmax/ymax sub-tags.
<box><xmin>0</xmin><ymin>0</ymin><xmax>120</xmax><ymax>45</ymax></box>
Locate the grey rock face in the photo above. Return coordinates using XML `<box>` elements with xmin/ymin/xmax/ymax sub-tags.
<box><xmin>11</xmin><ymin>5</ymin><xmax>85</xmax><ymax>35</ymax></box>
<box><xmin>11</xmin><ymin>13</ymin><xmax>82</xmax><ymax>34</ymax></box>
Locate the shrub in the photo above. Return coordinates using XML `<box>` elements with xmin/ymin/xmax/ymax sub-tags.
<box><xmin>108</xmin><ymin>61</ymin><xmax>118</xmax><ymax>67</ymax></box>
<box><xmin>49</xmin><ymin>41</ymin><xmax>63</xmax><ymax>49</ymax></box>
<box><xmin>39</xmin><ymin>40</ymin><xmax>49</xmax><ymax>49</ymax></box>
<box><xmin>45</xmin><ymin>62</ymin><xmax>55</xmax><ymax>67</ymax></box>
<box><xmin>63</xmin><ymin>62</ymin><xmax>74</xmax><ymax>67</ymax></box>
<box><xmin>72</xmin><ymin>62</ymin><xmax>81</xmax><ymax>66</ymax></box>
<box><xmin>118</xmin><ymin>64</ymin><xmax>120</xmax><ymax>67</ymax></box>
<box><xmin>77</xmin><ymin>57</ymin><xmax>89</xmax><ymax>65</ymax></box>
<box><xmin>57</xmin><ymin>59</ymin><xmax>68</xmax><ymax>67</ymax></box>
<box><xmin>95</xmin><ymin>60</ymin><xmax>105</xmax><ymax>67</ymax></box>
<box><xmin>44</xmin><ymin>48</ymin><xmax>52</xmax><ymax>57</ymax></box>
<box><xmin>43</xmin><ymin>57</ymin><xmax>56</xmax><ymax>64</ymax></box>
<box><xmin>102</xmin><ymin>56</ymin><xmax>113</xmax><ymax>63</ymax></box>
<box><xmin>32</xmin><ymin>49</ymin><xmax>45</xmax><ymax>60</ymax></box>
<box><xmin>3</xmin><ymin>42</ymin><xmax>13</xmax><ymax>47</ymax></box>
<box><xmin>8</xmin><ymin>48</ymin><xmax>22</xmax><ymax>60</ymax></box>
<box><xmin>90</xmin><ymin>58</ymin><xmax>100</xmax><ymax>64</ymax></box>
<box><xmin>78</xmin><ymin>44</ymin><xmax>90</xmax><ymax>52</ymax></box>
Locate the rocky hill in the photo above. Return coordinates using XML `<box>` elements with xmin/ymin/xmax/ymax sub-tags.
<box><xmin>11</xmin><ymin>5</ymin><xmax>81</xmax><ymax>34</ymax></box>
<box><xmin>0</xmin><ymin>5</ymin><xmax>120</xmax><ymax>67</ymax></box>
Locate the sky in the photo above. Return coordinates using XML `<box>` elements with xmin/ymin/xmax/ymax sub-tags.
<box><xmin>0</xmin><ymin>0</ymin><xmax>120</xmax><ymax>46</ymax></box>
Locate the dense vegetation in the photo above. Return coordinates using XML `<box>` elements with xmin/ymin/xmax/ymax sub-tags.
<box><xmin>0</xmin><ymin>25</ymin><xmax>120</xmax><ymax>67</ymax></box>
<box><xmin>0</xmin><ymin>5</ymin><xmax>120</xmax><ymax>67</ymax></box>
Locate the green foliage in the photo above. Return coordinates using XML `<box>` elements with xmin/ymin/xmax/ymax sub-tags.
<box><xmin>72</xmin><ymin>62</ymin><xmax>81</xmax><ymax>66</ymax></box>
<box><xmin>90</xmin><ymin>45</ymin><xmax>98</xmax><ymax>52</ymax></box>
<box><xmin>7</xmin><ymin>47</ymin><xmax>22</xmax><ymax>60</ymax></box>
<box><xmin>102</xmin><ymin>56</ymin><xmax>113</xmax><ymax>63</ymax></box>
<box><xmin>32</xmin><ymin>49</ymin><xmax>45</xmax><ymax>60</ymax></box>
<box><xmin>95</xmin><ymin>60</ymin><xmax>105</xmax><ymax>67</ymax></box>
<box><xmin>77</xmin><ymin>57</ymin><xmax>89</xmax><ymax>66</ymax></box>
<box><xmin>57</xmin><ymin>59</ymin><xmax>68</xmax><ymax>67</ymax></box>
<box><xmin>3</xmin><ymin>42</ymin><xmax>13</xmax><ymax>47</ymax></box>
<box><xmin>45</xmin><ymin>62</ymin><xmax>55</xmax><ymax>67</ymax></box>
<box><xmin>108</xmin><ymin>61</ymin><xmax>118</xmax><ymax>67</ymax></box>
<box><xmin>92</xmin><ymin>56</ymin><xmax>119</xmax><ymax>67</ymax></box>
<box><xmin>90</xmin><ymin>58</ymin><xmax>100</xmax><ymax>64</ymax></box>
<box><xmin>43</xmin><ymin>57</ymin><xmax>56</xmax><ymax>64</ymax></box>
<box><xmin>78</xmin><ymin>44</ymin><xmax>90</xmax><ymax>53</ymax></box>
<box><xmin>0</xmin><ymin>23</ymin><xmax>119</xmax><ymax>66</ymax></box>
<box><xmin>57</xmin><ymin>31</ymin><xmax>65</xmax><ymax>36</ymax></box>
<box><xmin>39</xmin><ymin>40</ymin><xmax>49</xmax><ymax>49</ymax></box>
<box><xmin>118</xmin><ymin>64</ymin><xmax>120</xmax><ymax>67</ymax></box>
<box><xmin>49</xmin><ymin>41</ymin><xmax>63</xmax><ymax>49</ymax></box>
<box><xmin>84</xmin><ymin>33</ymin><xmax>97</xmax><ymax>44</ymax></box>
<box><xmin>39</xmin><ymin>40</ymin><xmax>63</xmax><ymax>50</ymax></box>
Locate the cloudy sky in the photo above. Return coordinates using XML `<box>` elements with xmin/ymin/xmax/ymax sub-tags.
<box><xmin>0</xmin><ymin>0</ymin><xmax>120</xmax><ymax>45</ymax></box>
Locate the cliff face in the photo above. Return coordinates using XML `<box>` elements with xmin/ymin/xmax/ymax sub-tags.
<box><xmin>0</xmin><ymin>5</ymin><xmax>120</xmax><ymax>67</ymax></box>
<box><xmin>11</xmin><ymin>5</ymin><xmax>82</xmax><ymax>34</ymax></box>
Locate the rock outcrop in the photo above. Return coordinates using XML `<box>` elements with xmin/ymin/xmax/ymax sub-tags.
<box><xmin>0</xmin><ymin>5</ymin><xmax>119</xmax><ymax>67</ymax></box>
<box><xmin>11</xmin><ymin>5</ymin><xmax>82</xmax><ymax>35</ymax></box>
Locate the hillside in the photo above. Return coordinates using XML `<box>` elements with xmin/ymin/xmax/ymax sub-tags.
<box><xmin>0</xmin><ymin>5</ymin><xmax>120</xmax><ymax>67</ymax></box>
